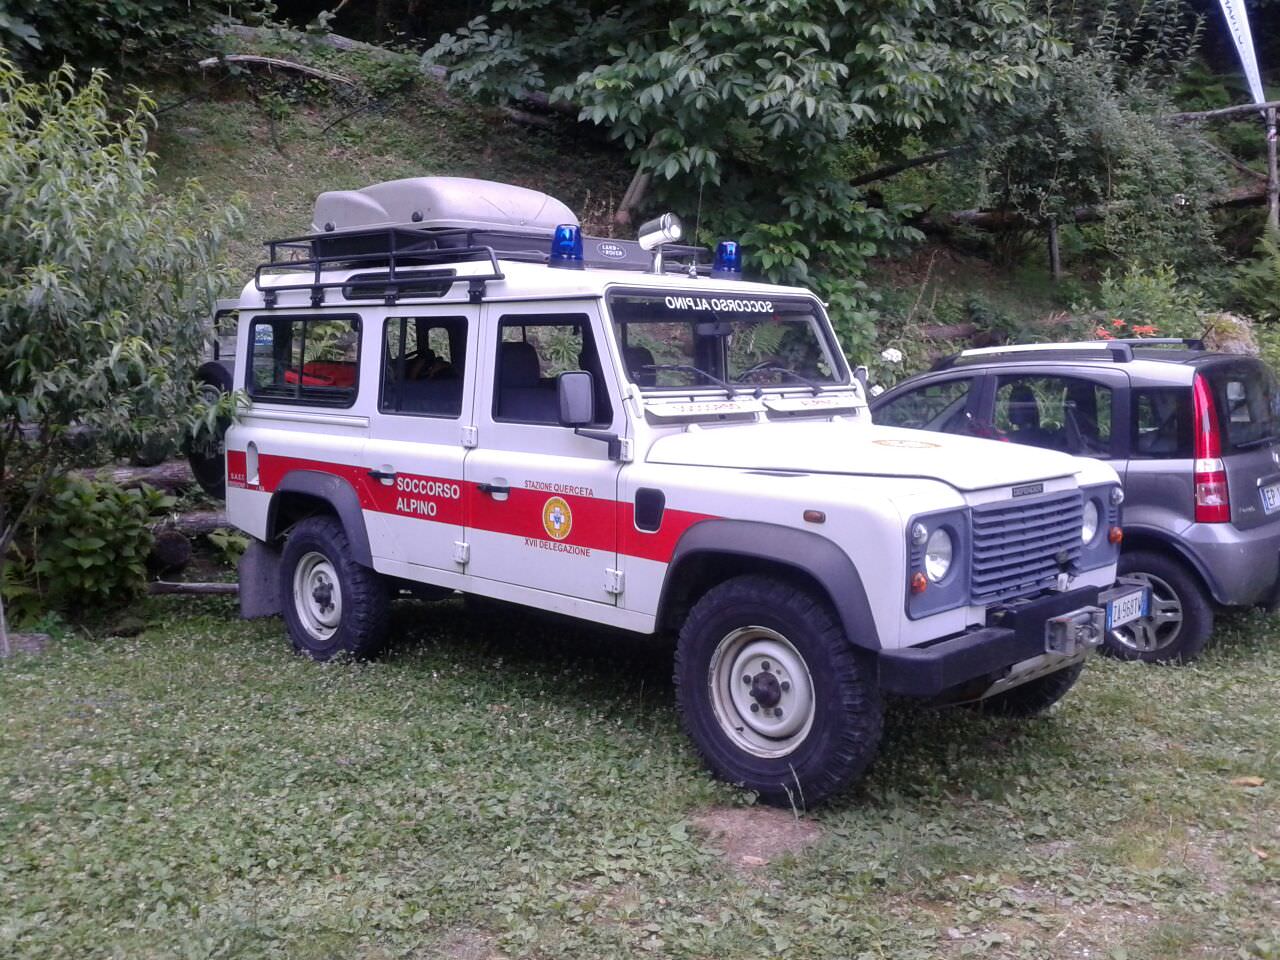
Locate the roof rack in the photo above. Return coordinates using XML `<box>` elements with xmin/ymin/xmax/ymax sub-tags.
<box><xmin>931</xmin><ymin>340</ymin><xmax>1137</xmax><ymax>370</ymax></box>
<box><xmin>255</xmin><ymin>224</ymin><xmax>712</xmax><ymax>308</ymax></box>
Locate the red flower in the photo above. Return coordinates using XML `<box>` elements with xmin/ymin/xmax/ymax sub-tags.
<box><xmin>1131</xmin><ymin>324</ymin><xmax>1157</xmax><ymax>336</ymax></box>
<box><xmin>1095</xmin><ymin>327</ymin><xmax>1115</xmax><ymax>340</ymax></box>
<box><xmin>1111</xmin><ymin>318</ymin><xmax>1126</xmax><ymax>328</ymax></box>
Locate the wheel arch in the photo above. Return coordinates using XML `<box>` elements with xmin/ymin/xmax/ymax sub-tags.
<box><xmin>1121</xmin><ymin>526</ymin><xmax>1222</xmax><ymax>605</ymax></box>
<box><xmin>266</xmin><ymin>470</ymin><xmax>373</xmax><ymax>567</ymax></box>
<box><xmin>657</xmin><ymin>520</ymin><xmax>880</xmax><ymax>650</ymax></box>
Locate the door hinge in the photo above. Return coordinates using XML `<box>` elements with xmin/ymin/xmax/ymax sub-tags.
<box><xmin>617</xmin><ymin>438</ymin><xmax>634</xmax><ymax>462</ymax></box>
<box><xmin>453</xmin><ymin>541</ymin><xmax>470</xmax><ymax>565</ymax></box>
<box><xmin>461</xmin><ymin>425</ymin><xmax>478</xmax><ymax>448</ymax></box>
<box><xmin>604</xmin><ymin>568</ymin><xmax>625</xmax><ymax>595</ymax></box>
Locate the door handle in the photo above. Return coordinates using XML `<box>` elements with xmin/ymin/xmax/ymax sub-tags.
<box><xmin>477</xmin><ymin>482</ymin><xmax>510</xmax><ymax>496</ymax></box>
<box><xmin>367</xmin><ymin>468</ymin><xmax>397</xmax><ymax>481</ymax></box>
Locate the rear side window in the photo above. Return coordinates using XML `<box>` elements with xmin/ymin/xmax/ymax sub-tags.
<box><xmin>381</xmin><ymin>316</ymin><xmax>467</xmax><ymax>418</ymax></box>
<box><xmin>874</xmin><ymin>378</ymin><xmax>976</xmax><ymax>434</ymax></box>
<box><xmin>248</xmin><ymin>315</ymin><xmax>360</xmax><ymax>406</ymax></box>
<box><xmin>992</xmin><ymin>375</ymin><xmax>1113</xmax><ymax>456</ymax></box>
<box><xmin>1202</xmin><ymin>361</ymin><xmax>1280</xmax><ymax>451</ymax></box>
<box><xmin>1131</xmin><ymin>388</ymin><xmax>1193</xmax><ymax>459</ymax></box>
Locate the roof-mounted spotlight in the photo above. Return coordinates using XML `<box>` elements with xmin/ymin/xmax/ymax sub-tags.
<box><xmin>549</xmin><ymin>224</ymin><xmax>584</xmax><ymax>269</ymax></box>
<box><xmin>637</xmin><ymin>213</ymin><xmax>683</xmax><ymax>274</ymax></box>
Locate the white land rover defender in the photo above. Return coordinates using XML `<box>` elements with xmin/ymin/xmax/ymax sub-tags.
<box><xmin>221</xmin><ymin>177</ymin><xmax>1140</xmax><ymax>805</ymax></box>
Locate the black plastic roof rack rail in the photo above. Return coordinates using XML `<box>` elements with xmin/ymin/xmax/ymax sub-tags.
<box><xmin>254</xmin><ymin>224</ymin><xmax>715</xmax><ymax>308</ymax></box>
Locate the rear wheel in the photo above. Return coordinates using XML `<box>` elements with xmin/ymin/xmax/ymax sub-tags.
<box><xmin>976</xmin><ymin>662</ymin><xmax>1085</xmax><ymax>718</ymax></box>
<box><xmin>186</xmin><ymin>364</ymin><xmax>233</xmax><ymax>500</ymax></box>
<box><xmin>281</xmin><ymin>516</ymin><xmax>389</xmax><ymax>661</ymax></box>
<box><xmin>674</xmin><ymin>574</ymin><xmax>882</xmax><ymax>807</ymax></box>
<box><xmin>1102</xmin><ymin>549</ymin><xmax>1213</xmax><ymax>664</ymax></box>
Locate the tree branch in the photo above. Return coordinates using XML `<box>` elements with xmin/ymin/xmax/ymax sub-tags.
<box><xmin>848</xmin><ymin>147</ymin><xmax>960</xmax><ymax>188</ymax></box>
<box><xmin>1167</xmin><ymin>99</ymin><xmax>1280</xmax><ymax>124</ymax></box>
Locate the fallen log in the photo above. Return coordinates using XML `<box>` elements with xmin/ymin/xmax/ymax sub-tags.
<box><xmin>77</xmin><ymin>459</ymin><xmax>194</xmax><ymax>494</ymax></box>
<box><xmin>148</xmin><ymin>581</ymin><xmax>238</xmax><ymax>596</ymax></box>
<box><xmin>198</xmin><ymin>54</ymin><xmax>356</xmax><ymax>86</ymax></box>
<box><xmin>151</xmin><ymin>510</ymin><xmax>229</xmax><ymax>538</ymax></box>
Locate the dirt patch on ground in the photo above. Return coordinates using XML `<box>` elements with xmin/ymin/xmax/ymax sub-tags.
<box><xmin>437</xmin><ymin>929</ymin><xmax>505</xmax><ymax>960</ymax></box>
<box><xmin>691</xmin><ymin>805</ymin><xmax>823</xmax><ymax>872</ymax></box>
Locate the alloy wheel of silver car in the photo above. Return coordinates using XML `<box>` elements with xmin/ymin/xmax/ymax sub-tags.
<box><xmin>708</xmin><ymin>625</ymin><xmax>816</xmax><ymax>758</ymax></box>
<box><xmin>1109</xmin><ymin>571</ymin><xmax>1183</xmax><ymax>653</ymax></box>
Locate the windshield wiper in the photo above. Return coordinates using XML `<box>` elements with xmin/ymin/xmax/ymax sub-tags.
<box><xmin>642</xmin><ymin>364</ymin><xmax>739</xmax><ymax>398</ymax></box>
<box><xmin>733</xmin><ymin>362</ymin><xmax>824</xmax><ymax>396</ymax></box>
<box><xmin>1233</xmin><ymin>434</ymin><xmax>1280</xmax><ymax>450</ymax></box>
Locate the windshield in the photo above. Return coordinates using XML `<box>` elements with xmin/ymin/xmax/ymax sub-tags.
<box><xmin>606</xmin><ymin>289</ymin><xmax>847</xmax><ymax>391</ymax></box>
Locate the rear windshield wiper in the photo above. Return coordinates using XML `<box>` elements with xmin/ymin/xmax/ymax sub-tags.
<box><xmin>642</xmin><ymin>364</ymin><xmax>739</xmax><ymax>398</ymax></box>
<box><xmin>1232</xmin><ymin>434</ymin><xmax>1280</xmax><ymax>450</ymax></box>
<box><xmin>734</xmin><ymin>362</ymin><xmax>824</xmax><ymax>396</ymax></box>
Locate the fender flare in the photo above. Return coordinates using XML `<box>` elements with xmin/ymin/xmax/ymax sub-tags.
<box><xmin>266</xmin><ymin>470</ymin><xmax>374</xmax><ymax>568</ymax></box>
<box><xmin>659</xmin><ymin>519</ymin><xmax>880</xmax><ymax>650</ymax></box>
<box><xmin>1121</xmin><ymin>524</ymin><xmax>1224</xmax><ymax>604</ymax></box>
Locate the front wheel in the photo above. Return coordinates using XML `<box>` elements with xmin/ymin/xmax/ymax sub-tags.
<box><xmin>1102</xmin><ymin>550</ymin><xmax>1213</xmax><ymax>664</ymax></box>
<box><xmin>674</xmin><ymin>574</ymin><xmax>883</xmax><ymax>807</ymax></box>
<box><xmin>280</xmin><ymin>516</ymin><xmax>389</xmax><ymax>661</ymax></box>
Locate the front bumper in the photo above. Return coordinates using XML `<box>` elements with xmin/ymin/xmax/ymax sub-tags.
<box><xmin>877</xmin><ymin>586</ymin><xmax>1104</xmax><ymax>697</ymax></box>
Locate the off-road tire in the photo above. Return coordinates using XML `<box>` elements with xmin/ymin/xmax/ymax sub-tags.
<box><xmin>674</xmin><ymin>574</ymin><xmax>883</xmax><ymax>808</ymax></box>
<box><xmin>280</xmin><ymin>516</ymin><xmax>389</xmax><ymax>661</ymax></box>
<box><xmin>1102</xmin><ymin>549</ymin><xmax>1213</xmax><ymax>664</ymax></box>
<box><xmin>975</xmin><ymin>662</ymin><xmax>1085</xmax><ymax>718</ymax></box>
<box><xmin>185</xmin><ymin>364</ymin><xmax>233</xmax><ymax>500</ymax></box>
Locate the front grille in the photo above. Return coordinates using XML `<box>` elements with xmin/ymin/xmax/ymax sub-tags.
<box><xmin>971</xmin><ymin>491</ymin><xmax>1083</xmax><ymax>603</ymax></box>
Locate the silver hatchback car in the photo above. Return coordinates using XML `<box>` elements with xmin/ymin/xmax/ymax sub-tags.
<box><xmin>871</xmin><ymin>339</ymin><xmax>1280</xmax><ymax>663</ymax></box>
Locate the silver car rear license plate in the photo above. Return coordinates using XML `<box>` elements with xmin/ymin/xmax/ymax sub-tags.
<box><xmin>1261</xmin><ymin>482</ymin><xmax>1280</xmax><ymax>515</ymax></box>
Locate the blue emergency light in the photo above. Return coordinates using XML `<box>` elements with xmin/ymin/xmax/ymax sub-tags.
<box><xmin>711</xmin><ymin>240</ymin><xmax>742</xmax><ymax>279</ymax></box>
<box><xmin>549</xmin><ymin>224</ymin><xmax>584</xmax><ymax>269</ymax></box>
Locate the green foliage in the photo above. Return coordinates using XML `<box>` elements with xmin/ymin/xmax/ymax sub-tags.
<box><xmin>966</xmin><ymin>0</ymin><xmax>1222</xmax><ymax>273</ymax></box>
<box><xmin>0</xmin><ymin>56</ymin><xmax>241</xmax><ymax>606</ymax></box>
<box><xmin>427</xmin><ymin>1</ymin><xmax>1059</xmax><ymax>348</ymax></box>
<box><xmin>1232</xmin><ymin>232</ymin><xmax>1280</xmax><ymax>324</ymax></box>
<box><xmin>0</xmin><ymin>1</ymin><xmax>259</xmax><ymax>71</ymax></box>
<box><xmin>1078</xmin><ymin>264</ymin><xmax>1206</xmax><ymax>339</ymax></box>
<box><xmin>206</xmin><ymin>529</ymin><xmax>250</xmax><ymax>566</ymax></box>
<box><xmin>29</xmin><ymin>477</ymin><xmax>172</xmax><ymax>612</ymax></box>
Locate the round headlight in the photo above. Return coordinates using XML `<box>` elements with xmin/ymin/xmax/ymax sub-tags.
<box><xmin>1082</xmin><ymin>500</ymin><xmax>1100</xmax><ymax>543</ymax></box>
<box><xmin>924</xmin><ymin>528</ymin><xmax>954</xmax><ymax>582</ymax></box>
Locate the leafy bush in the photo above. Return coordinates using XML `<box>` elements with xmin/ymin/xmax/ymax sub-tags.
<box><xmin>3</xmin><ymin>477</ymin><xmax>172</xmax><ymax>622</ymax></box>
<box><xmin>1232</xmin><ymin>232</ymin><xmax>1280</xmax><ymax>324</ymax></box>
<box><xmin>0</xmin><ymin>1</ymin><xmax>259</xmax><ymax>72</ymax></box>
<box><xmin>1080</xmin><ymin>264</ymin><xmax>1206</xmax><ymax>339</ymax></box>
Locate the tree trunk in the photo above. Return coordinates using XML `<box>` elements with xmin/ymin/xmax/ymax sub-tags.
<box><xmin>148</xmin><ymin>581</ymin><xmax>238</xmax><ymax>596</ymax></box>
<box><xmin>1047</xmin><ymin>218</ymin><xmax>1062</xmax><ymax>282</ymax></box>
<box><xmin>152</xmin><ymin>510</ymin><xmax>229</xmax><ymax>537</ymax></box>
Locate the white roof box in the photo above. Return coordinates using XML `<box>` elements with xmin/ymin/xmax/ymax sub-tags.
<box><xmin>311</xmin><ymin>177</ymin><xmax>578</xmax><ymax>236</ymax></box>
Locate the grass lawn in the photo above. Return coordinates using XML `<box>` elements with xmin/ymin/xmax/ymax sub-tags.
<box><xmin>2</xmin><ymin>597</ymin><xmax>1278</xmax><ymax>959</ymax></box>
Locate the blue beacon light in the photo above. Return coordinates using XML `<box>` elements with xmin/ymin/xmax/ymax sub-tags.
<box><xmin>549</xmin><ymin>224</ymin><xmax>584</xmax><ymax>269</ymax></box>
<box><xmin>712</xmin><ymin>240</ymin><xmax>742</xmax><ymax>279</ymax></box>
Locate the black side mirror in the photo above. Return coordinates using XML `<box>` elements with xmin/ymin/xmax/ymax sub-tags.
<box><xmin>854</xmin><ymin>364</ymin><xmax>869</xmax><ymax>390</ymax></box>
<box><xmin>558</xmin><ymin>370</ymin><xmax>595</xmax><ymax>427</ymax></box>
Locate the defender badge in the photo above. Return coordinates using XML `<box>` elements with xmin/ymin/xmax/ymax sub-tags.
<box><xmin>542</xmin><ymin>496</ymin><xmax>573</xmax><ymax>541</ymax></box>
<box><xmin>1012</xmin><ymin>482</ymin><xmax>1044</xmax><ymax>498</ymax></box>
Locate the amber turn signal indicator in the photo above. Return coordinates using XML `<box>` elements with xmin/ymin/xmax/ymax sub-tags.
<box><xmin>1108</xmin><ymin>526</ymin><xmax>1123</xmax><ymax>545</ymax></box>
<box><xmin>910</xmin><ymin>571</ymin><xmax>928</xmax><ymax>594</ymax></box>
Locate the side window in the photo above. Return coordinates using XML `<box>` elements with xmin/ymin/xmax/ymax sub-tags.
<box><xmin>381</xmin><ymin>316</ymin><xmax>467</xmax><ymax>418</ymax></box>
<box><xmin>994</xmin><ymin>375</ymin><xmax>1112</xmax><ymax>456</ymax></box>
<box><xmin>1132</xmin><ymin>388</ymin><xmax>1193</xmax><ymax>459</ymax></box>
<box><xmin>875</xmin><ymin>378</ymin><xmax>976</xmax><ymax>435</ymax></box>
<box><xmin>493</xmin><ymin>314</ymin><xmax>612</xmax><ymax>426</ymax></box>
<box><xmin>248</xmin><ymin>314</ymin><xmax>360</xmax><ymax>406</ymax></box>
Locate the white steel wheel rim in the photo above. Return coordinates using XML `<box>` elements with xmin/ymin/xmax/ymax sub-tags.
<box><xmin>708</xmin><ymin>626</ymin><xmax>816</xmax><ymax>759</ymax></box>
<box><xmin>293</xmin><ymin>551</ymin><xmax>342</xmax><ymax>642</ymax></box>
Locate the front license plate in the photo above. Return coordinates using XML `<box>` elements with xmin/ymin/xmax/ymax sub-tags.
<box><xmin>1106</xmin><ymin>587</ymin><xmax>1148</xmax><ymax>630</ymax></box>
<box><xmin>1262</xmin><ymin>482</ymin><xmax>1280</xmax><ymax>515</ymax></box>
